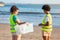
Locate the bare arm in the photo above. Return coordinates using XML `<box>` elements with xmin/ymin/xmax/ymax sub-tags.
<box><xmin>44</xmin><ymin>21</ymin><xmax>49</xmax><ymax>26</ymax></box>
<box><xmin>16</xmin><ymin>19</ymin><xmax>25</xmax><ymax>25</ymax></box>
<box><xmin>39</xmin><ymin>21</ymin><xmax>49</xmax><ymax>26</ymax></box>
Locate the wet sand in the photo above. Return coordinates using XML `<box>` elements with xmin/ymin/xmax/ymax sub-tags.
<box><xmin>0</xmin><ymin>24</ymin><xmax>60</xmax><ymax>40</ymax></box>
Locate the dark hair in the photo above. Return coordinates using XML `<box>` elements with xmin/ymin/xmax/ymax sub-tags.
<box><xmin>42</xmin><ymin>5</ymin><xmax>50</xmax><ymax>11</ymax></box>
<box><xmin>10</xmin><ymin>5</ymin><xmax>18</xmax><ymax>13</ymax></box>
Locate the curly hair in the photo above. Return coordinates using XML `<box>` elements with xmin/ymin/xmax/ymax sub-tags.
<box><xmin>42</xmin><ymin>4</ymin><xmax>51</xmax><ymax>11</ymax></box>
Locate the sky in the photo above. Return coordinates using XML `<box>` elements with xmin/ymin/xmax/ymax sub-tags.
<box><xmin>0</xmin><ymin>0</ymin><xmax>60</xmax><ymax>4</ymax></box>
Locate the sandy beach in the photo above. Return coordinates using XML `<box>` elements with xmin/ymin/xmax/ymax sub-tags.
<box><xmin>0</xmin><ymin>24</ymin><xmax>60</xmax><ymax>40</ymax></box>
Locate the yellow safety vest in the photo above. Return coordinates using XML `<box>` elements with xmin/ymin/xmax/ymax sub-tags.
<box><xmin>41</xmin><ymin>13</ymin><xmax>52</xmax><ymax>32</ymax></box>
<box><xmin>9</xmin><ymin>14</ymin><xmax>16</xmax><ymax>33</ymax></box>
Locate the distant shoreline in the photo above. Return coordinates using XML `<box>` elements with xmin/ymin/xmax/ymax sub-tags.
<box><xmin>0</xmin><ymin>11</ymin><xmax>60</xmax><ymax>15</ymax></box>
<box><xmin>0</xmin><ymin>2</ymin><xmax>5</xmax><ymax>6</ymax></box>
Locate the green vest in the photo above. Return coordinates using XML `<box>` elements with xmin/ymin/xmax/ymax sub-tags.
<box><xmin>41</xmin><ymin>13</ymin><xmax>52</xmax><ymax>32</ymax></box>
<box><xmin>10</xmin><ymin>14</ymin><xmax>16</xmax><ymax>33</ymax></box>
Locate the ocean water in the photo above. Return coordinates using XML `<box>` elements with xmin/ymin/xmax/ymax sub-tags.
<box><xmin>0</xmin><ymin>4</ymin><xmax>60</xmax><ymax>27</ymax></box>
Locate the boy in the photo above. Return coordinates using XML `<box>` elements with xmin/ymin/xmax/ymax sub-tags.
<box><xmin>10</xmin><ymin>5</ymin><xmax>27</xmax><ymax>40</ymax></box>
<box><xmin>39</xmin><ymin>5</ymin><xmax>52</xmax><ymax>40</ymax></box>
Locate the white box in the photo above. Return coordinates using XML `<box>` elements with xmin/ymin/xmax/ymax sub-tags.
<box><xmin>15</xmin><ymin>23</ymin><xmax>34</xmax><ymax>34</ymax></box>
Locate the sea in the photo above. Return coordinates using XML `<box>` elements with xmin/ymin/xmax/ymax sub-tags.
<box><xmin>0</xmin><ymin>4</ymin><xmax>60</xmax><ymax>27</ymax></box>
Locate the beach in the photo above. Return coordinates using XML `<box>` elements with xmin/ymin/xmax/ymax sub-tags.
<box><xmin>0</xmin><ymin>24</ymin><xmax>60</xmax><ymax>40</ymax></box>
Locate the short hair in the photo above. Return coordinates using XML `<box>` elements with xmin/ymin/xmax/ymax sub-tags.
<box><xmin>42</xmin><ymin>4</ymin><xmax>51</xmax><ymax>11</ymax></box>
<box><xmin>10</xmin><ymin>5</ymin><xmax>18</xmax><ymax>13</ymax></box>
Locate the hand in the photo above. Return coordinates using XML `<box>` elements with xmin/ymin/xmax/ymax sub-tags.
<box><xmin>44</xmin><ymin>21</ymin><xmax>49</xmax><ymax>26</ymax></box>
<box><xmin>25</xmin><ymin>22</ymin><xmax>29</xmax><ymax>26</ymax></box>
<box><xmin>39</xmin><ymin>23</ymin><xmax>43</xmax><ymax>26</ymax></box>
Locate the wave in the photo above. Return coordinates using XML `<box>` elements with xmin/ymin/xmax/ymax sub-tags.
<box><xmin>0</xmin><ymin>11</ymin><xmax>60</xmax><ymax>15</ymax></box>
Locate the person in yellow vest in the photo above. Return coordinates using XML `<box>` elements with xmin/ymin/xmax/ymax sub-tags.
<box><xmin>10</xmin><ymin>5</ymin><xmax>28</xmax><ymax>40</ymax></box>
<box><xmin>39</xmin><ymin>5</ymin><xmax>52</xmax><ymax>40</ymax></box>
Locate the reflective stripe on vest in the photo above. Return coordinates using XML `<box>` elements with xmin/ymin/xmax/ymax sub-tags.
<box><xmin>41</xmin><ymin>13</ymin><xmax>52</xmax><ymax>32</ymax></box>
<box><xmin>10</xmin><ymin>14</ymin><xmax>16</xmax><ymax>33</ymax></box>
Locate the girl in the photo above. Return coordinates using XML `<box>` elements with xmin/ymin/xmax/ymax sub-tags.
<box><xmin>10</xmin><ymin>5</ymin><xmax>27</xmax><ymax>40</ymax></box>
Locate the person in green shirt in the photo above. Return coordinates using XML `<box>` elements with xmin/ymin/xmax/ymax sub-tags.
<box><xmin>10</xmin><ymin>5</ymin><xmax>28</xmax><ymax>40</ymax></box>
<box><xmin>39</xmin><ymin>5</ymin><xmax>52</xmax><ymax>40</ymax></box>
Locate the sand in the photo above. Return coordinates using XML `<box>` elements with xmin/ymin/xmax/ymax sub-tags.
<box><xmin>0</xmin><ymin>24</ymin><xmax>60</xmax><ymax>40</ymax></box>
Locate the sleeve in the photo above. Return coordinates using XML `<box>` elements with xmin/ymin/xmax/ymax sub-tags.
<box><xmin>47</xmin><ymin>14</ymin><xmax>52</xmax><ymax>25</ymax></box>
<box><xmin>13</xmin><ymin>15</ymin><xmax>17</xmax><ymax>22</ymax></box>
<box><xmin>47</xmin><ymin>17</ymin><xmax>49</xmax><ymax>21</ymax></box>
